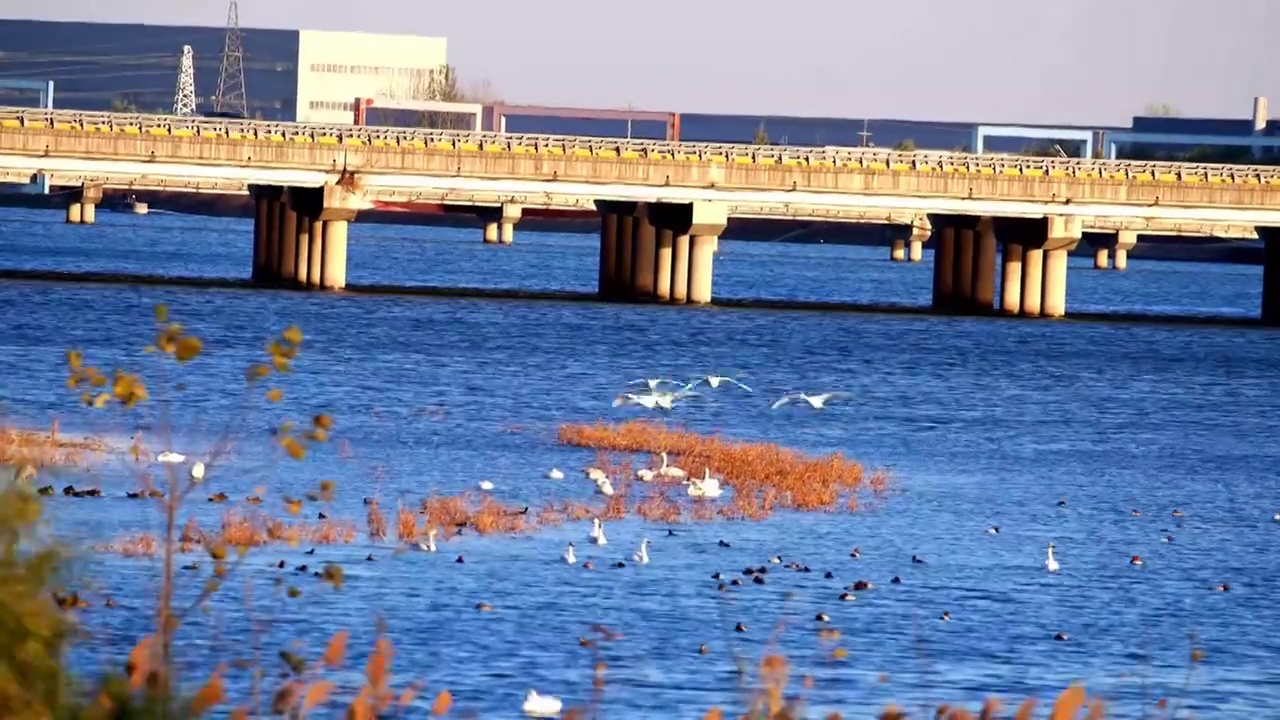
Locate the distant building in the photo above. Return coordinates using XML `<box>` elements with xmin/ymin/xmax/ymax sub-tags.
<box><xmin>0</xmin><ymin>19</ymin><xmax>446</xmax><ymax>123</ymax></box>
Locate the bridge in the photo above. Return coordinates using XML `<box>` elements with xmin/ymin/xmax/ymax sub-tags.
<box><xmin>2</xmin><ymin>107</ymin><xmax>1280</xmax><ymax>322</ymax></box>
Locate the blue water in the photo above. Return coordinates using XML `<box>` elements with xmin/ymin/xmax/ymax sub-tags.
<box><xmin>1</xmin><ymin>206</ymin><xmax>1278</xmax><ymax>718</ymax></box>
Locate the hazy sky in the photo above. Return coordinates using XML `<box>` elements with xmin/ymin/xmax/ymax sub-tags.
<box><xmin>9</xmin><ymin>0</ymin><xmax>1280</xmax><ymax>125</ymax></box>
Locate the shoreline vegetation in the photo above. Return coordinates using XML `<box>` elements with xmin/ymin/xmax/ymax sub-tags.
<box><xmin>0</xmin><ymin>305</ymin><xmax>1199</xmax><ymax>718</ymax></box>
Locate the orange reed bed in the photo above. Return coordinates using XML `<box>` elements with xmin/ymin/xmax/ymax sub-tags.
<box><xmin>558</xmin><ymin>420</ymin><xmax>888</xmax><ymax>517</ymax></box>
<box><xmin>0</xmin><ymin>422</ymin><xmax>106</xmax><ymax>469</ymax></box>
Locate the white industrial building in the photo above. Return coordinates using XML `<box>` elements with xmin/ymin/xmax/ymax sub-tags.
<box><xmin>293</xmin><ymin>29</ymin><xmax>448</xmax><ymax>124</ymax></box>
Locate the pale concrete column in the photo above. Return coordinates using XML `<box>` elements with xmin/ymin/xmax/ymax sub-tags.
<box><xmin>1114</xmin><ymin>229</ymin><xmax>1137</xmax><ymax>271</ymax></box>
<box><xmin>931</xmin><ymin>227</ymin><xmax>956</xmax><ymax>309</ymax></box>
<box><xmin>654</xmin><ymin>228</ymin><xmax>674</xmax><ymax>301</ymax></box>
<box><xmin>65</xmin><ymin>202</ymin><xmax>81</xmax><ymax>224</ymax></box>
<box><xmin>632</xmin><ymin>216</ymin><xmax>658</xmax><ymax>299</ymax></box>
<box><xmin>711</xmin><ymin>236</ymin><xmax>719</xmax><ymax>253</ymax></box>
<box><xmin>320</xmin><ymin>220</ymin><xmax>349</xmax><ymax>290</ymax></box>
<box><xmin>1113</xmin><ymin>248</ymin><xmax>1129</xmax><ymax>271</ymax></box>
<box><xmin>483</xmin><ymin>221</ymin><xmax>499</xmax><ymax>244</ymax></box>
<box><xmin>1000</xmin><ymin>243</ymin><xmax>1024</xmax><ymax>315</ymax></box>
<box><xmin>972</xmin><ymin>221</ymin><xmax>998</xmax><ymax>312</ymax></box>
<box><xmin>252</xmin><ymin>195</ymin><xmax>270</xmax><ymax>281</ymax></box>
<box><xmin>1042</xmin><ymin>248</ymin><xmax>1069</xmax><ymax>318</ymax></box>
<box><xmin>671</xmin><ymin>233</ymin><xmax>691</xmax><ymax>304</ymax></box>
<box><xmin>80</xmin><ymin>203</ymin><xmax>96</xmax><ymax>225</ymax></box>
<box><xmin>908</xmin><ymin>238</ymin><xmax>924</xmax><ymax>262</ymax></box>
<box><xmin>617</xmin><ymin>215</ymin><xmax>636</xmax><ymax>298</ymax></box>
<box><xmin>687</xmin><ymin>235</ymin><xmax>717</xmax><ymax>304</ymax></box>
<box><xmin>597</xmin><ymin>213</ymin><xmax>619</xmax><ymax>299</ymax></box>
<box><xmin>1261</xmin><ymin>227</ymin><xmax>1280</xmax><ymax>325</ymax></box>
<box><xmin>499</xmin><ymin>222</ymin><xmax>515</xmax><ymax>245</ymax></box>
<box><xmin>293</xmin><ymin>213</ymin><xmax>311</xmax><ymax>287</ymax></box>
<box><xmin>307</xmin><ymin>220</ymin><xmax>324</xmax><ymax>288</ymax></box>
<box><xmin>890</xmin><ymin>238</ymin><xmax>906</xmax><ymax>262</ymax></box>
<box><xmin>278</xmin><ymin>205</ymin><xmax>299</xmax><ymax>281</ymax></box>
<box><xmin>1021</xmin><ymin>247</ymin><xmax>1045</xmax><ymax>318</ymax></box>
<box><xmin>264</xmin><ymin>200</ymin><xmax>281</xmax><ymax>281</ymax></box>
<box><xmin>1093</xmin><ymin>247</ymin><xmax>1110</xmax><ymax>270</ymax></box>
<box><xmin>953</xmin><ymin>228</ymin><xmax>976</xmax><ymax>307</ymax></box>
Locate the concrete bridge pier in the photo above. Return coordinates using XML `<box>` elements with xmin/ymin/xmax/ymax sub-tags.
<box><xmin>631</xmin><ymin>210</ymin><xmax>659</xmax><ymax>300</ymax></box>
<box><xmin>1258</xmin><ymin>227</ymin><xmax>1280</xmax><ymax>325</ymax></box>
<box><xmin>287</xmin><ymin>184</ymin><xmax>370</xmax><ymax>291</ymax></box>
<box><xmin>248</xmin><ymin>185</ymin><xmax>284</xmax><ymax>283</ymax></box>
<box><xmin>890</xmin><ymin>237</ymin><xmax>906</xmax><ymax>262</ymax></box>
<box><xmin>907</xmin><ymin>216</ymin><xmax>931</xmax><ymax>262</ymax></box>
<box><xmin>654</xmin><ymin>228</ymin><xmax>675</xmax><ymax>302</ymax></box>
<box><xmin>595</xmin><ymin>201</ymin><xmax>638</xmax><ymax>300</ymax></box>
<box><xmin>1084</xmin><ymin>230</ymin><xmax>1138</xmax><ymax>270</ymax></box>
<box><xmin>64</xmin><ymin>185</ymin><xmax>102</xmax><ymax>225</ymax></box>
<box><xmin>930</xmin><ymin>227</ymin><xmax>956</xmax><ymax>310</ymax></box>
<box><xmin>670</xmin><ymin>233</ymin><xmax>690</xmax><ymax>304</ymax></box>
<box><xmin>929</xmin><ymin>215</ymin><xmax>990</xmax><ymax>312</ymax></box>
<box><xmin>477</xmin><ymin>203</ymin><xmax>522</xmax><ymax>245</ymax></box>
<box><xmin>649</xmin><ymin>201</ymin><xmax>728</xmax><ymax>305</ymax></box>
<box><xmin>596</xmin><ymin>212</ymin><xmax>621</xmax><ymax>299</ymax></box>
<box><xmin>995</xmin><ymin>216</ymin><xmax>1082</xmax><ymax>318</ymax></box>
<box><xmin>1000</xmin><ymin>242</ymin><xmax>1024</xmax><ymax>316</ymax></box>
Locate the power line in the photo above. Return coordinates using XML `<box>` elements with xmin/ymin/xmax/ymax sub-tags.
<box><xmin>213</xmin><ymin>0</ymin><xmax>247</xmax><ymax>117</ymax></box>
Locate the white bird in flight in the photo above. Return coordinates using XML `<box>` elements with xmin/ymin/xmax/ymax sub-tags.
<box><xmin>625</xmin><ymin>378</ymin><xmax>681</xmax><ymax>391</ymax></box>
<box><xmin>613</xmin><ymin>390</ymin><xmax>697</xmax><ymax>411</ymax></box>
<box><xmin>686</xmin><ymin>374</ymin><xmax>753</xmax><ymax>392</ymax></box>
<box><xmin>771</xmin><ymin>392</ymin><xmax>851</xmax><ymax>410</ymax></box>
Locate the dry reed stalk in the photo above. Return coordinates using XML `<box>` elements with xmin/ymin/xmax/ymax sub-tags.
<box><xmin>95</xmin><ymin>533</ymin><xmax>161</xmax><ymax>557</ymax></box>
<box><xmin>395</xmin><ymin>504</ymin><xmax>418</xmax><ymax>543</ymax></box>
<box><xmin>559</xmin><ymin>421</ymin><xmax>883</xmax><ymax>518</ymax></box>
<box><xmin>0</xmin><ymin>424</ymin><xmax>106</xmax><ymax>469</ymax></box>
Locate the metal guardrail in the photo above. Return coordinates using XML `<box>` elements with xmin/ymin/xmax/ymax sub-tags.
<box><xmin>3</xmin><ymin>107</ymin><xmax>1280</xmax><ymax>185</ymax></box>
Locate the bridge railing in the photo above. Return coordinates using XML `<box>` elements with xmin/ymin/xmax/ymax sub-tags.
<box><xmin>3</xmin><ymin>106</ymin><xmax>1280</xmax><ymax>184</ymax></box>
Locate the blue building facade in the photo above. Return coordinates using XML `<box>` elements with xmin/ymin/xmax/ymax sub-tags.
<box><xmin>0</xmin><ymin>19</ymin><xmax>299</xmax><ymax>119</ymax></box>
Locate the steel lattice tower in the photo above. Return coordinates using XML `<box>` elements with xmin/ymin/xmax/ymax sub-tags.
<box><xmin>213</xmin><ymin>0</ymin><xmax>248</xmax><ymax>117</ymax></box>
<box><xmin>172</xmin><ymin>45</ymin><xmax>196</xmax><ymax>116</ymax></box>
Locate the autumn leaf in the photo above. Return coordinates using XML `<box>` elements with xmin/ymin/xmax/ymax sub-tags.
<box><xmin>1049</xmin><ymin>685</ymin><xmax>1086</xmax><ymax>720</ymax></box>
<box><xmin>1013</xmin><ymin>699</ymin><xmax>1038</xmax><ymax>720</ymax></box>
<box><xmin>282</xmin><ymin>325</ymin><xmax>304</xmax><ymax>345</ymax></box>
<box><xmin>431</xmin><ymin>689</ymin><xmax>453</xmax><ymax>716</ymax></box>
<box><xmin>322</xmin><ymin>630</ymin><xmax>349</xmax><ymax>668</ymax></box>
<box><xmin>313</xmin><ymin>413</ymin><xmax>334</xmax><ymax>430</ymax></box>
<box><xmin>66</xmin><ymin>349</ymin><xmax>83</xmax><ymax>370</ymax></box>
<box><xmin>174</xmin><ymin>335</ymin><xmax>203</xmax><ymax>362</ymax></box>
<box><xmin>189</xmin><ymin>666</ymin><xmax>226</xmax><ymax>715</ymax></box>
<box><xmin>153</xmin><ymin>303</ymin><xmax>169</xmax><ymax>323</ymax></box>
<box><xmin>281</xmin><ymin>436</ymin><xmax>305</xmax><ymax>460</ymax></box>
<box><xmin>266</xmin><ymin>388</ymin><xmax>283</xmax><ymax>403</ymax></box>
<box><xmin>301</xmin><ymin>681</ymin><xmax>334</xmax><ymax>714</ymax></box>
<box><xmin>125</xmin><ymin>635</ymin><xmax>157</xmax><ymax>691</ymax></box>
<box><xmin>703</xmin><ymin>708</ymin><xmax>723</xmax><ymax>720</ymax></box>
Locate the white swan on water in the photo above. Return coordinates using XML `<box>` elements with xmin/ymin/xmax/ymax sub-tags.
<box><xmin>771</xmin><ymin>392</ymin><xmax>851</xmax><ymax>410</ymax></box>
<box><xmin>157</xmin><ymin>451</ymin><xmax>186</xmax><ymax>464</ymax></box>
<box><xmin>418</xmin><ymin>528</ymin><xmax>437</xmax><ymax>553</ymax></box>
<box><xmin>633</xmin><ymin>538</ymin><xmax>650</xmax><ymax>564</ymax></box>
<box><xmin>589</xmin><ymin>517</ymin><xmax>603</xmax><ymax>543</ymax></box>
<box><xmin>656</xmin><ymin>452</ymin><xmax>687</xmax><ymax>479</ymax></box>
<box><xmin>592</xmin><ymin>523</ymin><xmax>608</xmax><ymax>546</ymax></box>
<box><xmin>1046</xmin><ymin>542</ymin><xmax>1060</xmax><ymax>573</ymax></box>
<box><xmin>522</xmin><ymin>690</ymin><xmax>563</xmax><ymax>717</ymax></box>
<box><xmin>478</xmin><ymin>480</ymin><xmax>495</xmax><ymax>491</ymax></box>
<box><xmin>585</xmin><ymin>467</ymin><xmax>608</xmax><ymax>483</ymax></box>
<box><xmin>686</xmin><ymin>468</ymin><xmax>724</xmax><ymax>498</ymax></box>
<box><xmin>595</xmin><ymin>477</ymin><xmax>615</xmax><ymax>497</ymax></box>
<box><xmin>562</xmin><ymin>543</ymin><xmax>577</xmax><ymax>565</ymax></box>
<box><xmin>189</xmin><ymin>461</ymin><xmax>206</xmax><ymax>482</ymax></box>
<box><xmin>546</xmin><ymin>468</ymin><xmax>564</xmax><ymax>480</ymax></box>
